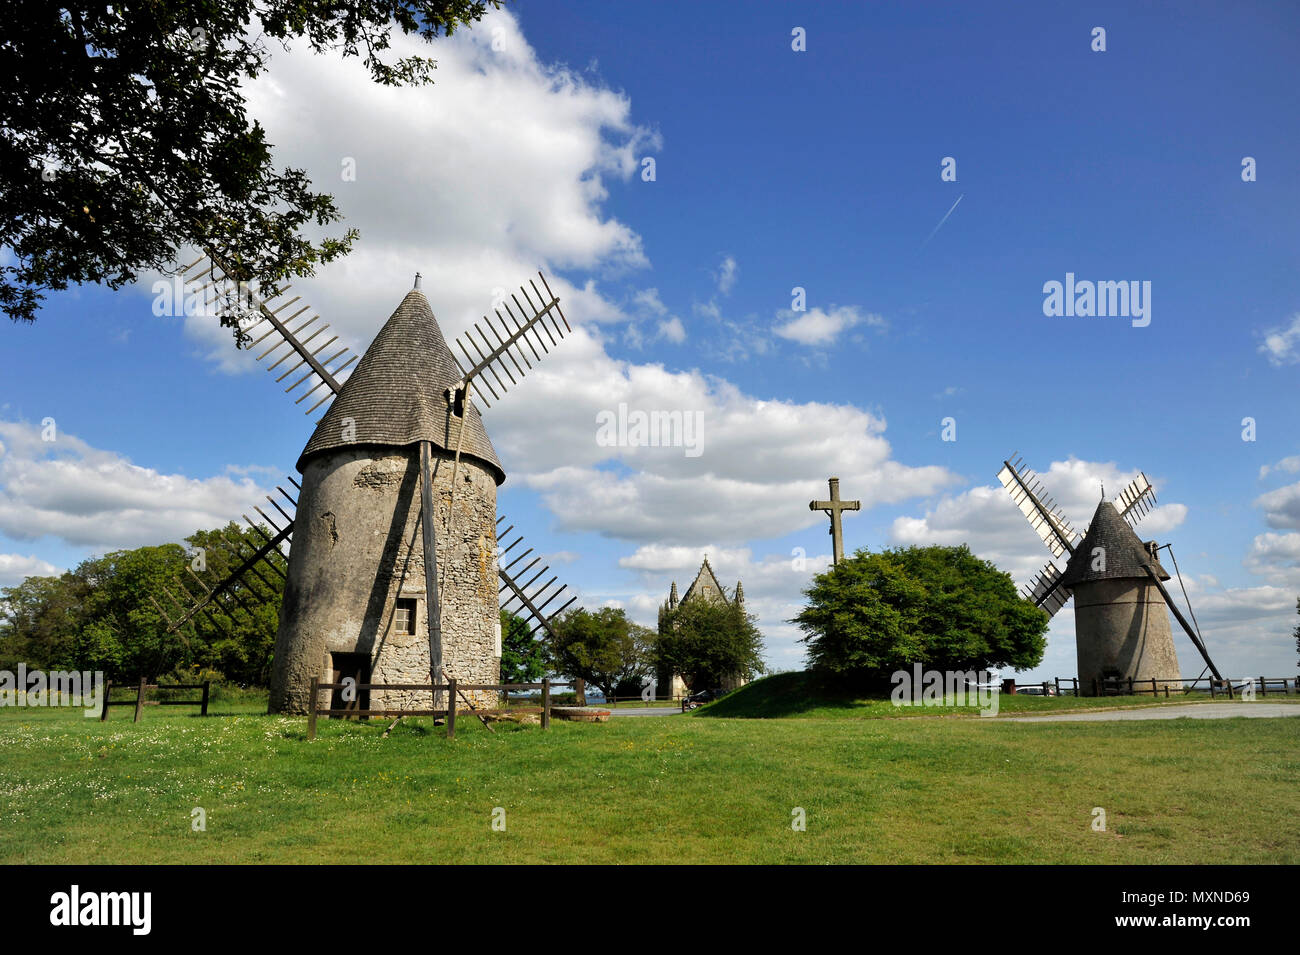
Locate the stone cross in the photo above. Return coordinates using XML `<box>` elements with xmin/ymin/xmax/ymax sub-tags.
<box><xmin>809</xmin><ymin>476</ymin><xmax>860</xmax><ymax>565</ymax></box>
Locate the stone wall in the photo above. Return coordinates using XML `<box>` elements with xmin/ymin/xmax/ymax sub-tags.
<box><xmin>1073</xmin><ymin>577</ymin><xmax>1182</xmax><ymax>695</ymax></box>
<box><xmin>269</xmin><ymin>444</ymin><xmax>501</xmax><ymax>714</ymax></box>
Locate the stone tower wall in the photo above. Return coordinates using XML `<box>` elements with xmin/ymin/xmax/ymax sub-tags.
<box><xmin>269</xmin><ymin>444</ymin><xmax>501</xmax><ymax>714</ymax></box>
<box><xmin>1073</xmin><ymin>577</ymin><xmax>1182</xmax><ymax>696</ymax></box>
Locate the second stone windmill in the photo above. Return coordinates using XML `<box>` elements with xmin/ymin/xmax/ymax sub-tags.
<box><xmin>998</xmin><ymin>455</ymin><xmax>1223</xmax><ymax>695</ymax></box>
<box><xmin>157</xmin><ymin>253</ymin><xmax>577</xmax><ymax>715</ymax></box>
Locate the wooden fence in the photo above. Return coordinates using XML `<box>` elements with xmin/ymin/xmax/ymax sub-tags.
<box><xmin>1032</xmin><ymin>675</ymin><xmax>1299</xmax><ymax>699</ymax></box>
<box><xmin>307</xmin><ymin>678</ymin><xmax>575</xmax><ymax>740</ymax></box>
<box><xmin>100</xmin><ymin>678</ymin><xmax>210</xmax><ymax>721</ymax></box>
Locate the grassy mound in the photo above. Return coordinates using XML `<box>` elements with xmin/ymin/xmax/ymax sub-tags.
<box><xmin>693</xmin><ymin>671</ymin><xmax>865</xmax><ymax>718</ymax></box>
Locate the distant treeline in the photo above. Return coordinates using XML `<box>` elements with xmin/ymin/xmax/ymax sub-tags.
<box><xmin>0</xmin><ymin>523</ymin><xmax>282</xmax><ymax>685</ymax></box>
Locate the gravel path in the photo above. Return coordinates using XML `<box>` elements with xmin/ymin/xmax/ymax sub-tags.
<box><xmin>1002</xmin><ymin>702</ymin><xmax>1300</xmax><ymax>723</ymax></box>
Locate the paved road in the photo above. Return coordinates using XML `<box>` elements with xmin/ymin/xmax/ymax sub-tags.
<box><xmin>596</xmin><ymin>707</ymin><xmax>682</xmax><ymax>717</ymax></box>
<box><xmin>1003</xmin><ymin>702</ymin><xmax>1300</xmax><ymax>723</ymax></box>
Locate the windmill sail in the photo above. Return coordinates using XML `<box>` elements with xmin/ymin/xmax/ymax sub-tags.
<box><xmin>1023</xmin><ymin>559</ymin><xmax>1072</xmax><ymax>618</ymax></box>
<box><xmin>177</xmin><ymin>252</ymin><xmax>356</xmax><ymax>414</ymax></box>
<box><xmin>1114</xmin><ymin>472</ymin><xmax>1157</xmax><ymax>526</ymax></box>
<box><xmin>450</xmin><ymin>272</ymin><xmax>570</xmax><ymax>408</ymax></box>
<box><xmin>998</xmin><ymin>456</ymin><xmax>1079</xmax><ymax>558</ymax></box>
<box><xmin>158</xmin><ymin>480</ymin><xmax>298</xmax><ymax>635</ymax></box>
<box><xmin>496</xmin><ymin>515</ymin><xmax>578</xmax><ymax>639</ymax></box>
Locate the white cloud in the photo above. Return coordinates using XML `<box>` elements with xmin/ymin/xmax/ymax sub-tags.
<box><xmin>715</xmin><ymin>255</ymin><xmax>738</xmax><ymax>295</ymax></box>
<box><xmin>490</xmin><ymin>349</ymin><xmax>958</xmax><ymax>543</ymax></box>
<box><xmin>0</xmin><ymin>420</ymin><xmax>273</xmax><ymax>552</ymax></box>
<box><xmin>693</xmin><ymin>300</ymin><xmax>721</xmax><ymax>320</ymax></box>
<box><xmin>141</xmin><ymin>9</ymin><xmax>661</xmax><ymax>374</ymax></box>
<box><xmin>632</xmin><ymin>287</ymin><xmax>667</xmax><ymax>316</ymax></box>
<box><xmin>773</xmin><ymin>305</ymin><xmax>887</xmax><ymax>347</ymax></box>
<box><xmin>1254</xmin><ymin>481</ymin><xmax>1300</xmax><ymax>530</ymax></box>
<box><xmin>656</xmin><ymin>316</ymin><xmax>686</xmax><ymax>343</ymax></box>
<box><xmin>0</xmin><ymin>553</ymin><xmax>62</xmax><ymax>588</ymax></box>
<box><xmin>1244</xmin><ymin>531</ymin><xmax>1300</xmax><ymax>585</ymax></box>
<box><xmin>1259</xmin><ymin>313</ymin><xmax>1300</xmax><ymax>366</ymax></box>
<box><xmin>1259</xmin><ymin>455</ymin><xmax>1300</xmax><ymax>480</ymax></box>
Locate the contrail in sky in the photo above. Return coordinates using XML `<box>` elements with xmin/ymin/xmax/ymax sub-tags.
<box><xmin>923</xmin><ymin>193</ymin><xmax>964</xmax><ymax>246</ymax></box>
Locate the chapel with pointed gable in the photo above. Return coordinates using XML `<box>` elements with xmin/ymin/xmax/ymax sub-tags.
<box><xmin>656</xmin><ymin>556</ymin><xmax>747</xmax><ymax>698</ymax></box>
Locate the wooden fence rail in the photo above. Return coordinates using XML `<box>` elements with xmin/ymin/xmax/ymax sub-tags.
<box><xmin>307</xmin><ymin>678</ymin><xmax>576</xmax><ymax>739</ymax></box>
<box><xmin>1039</xmin><ymin>675</ymin><xmax>1298</xmax><ymax>699</ymax></box>
<box><xmin>100</xmin><ymin>678</ymin><xmax>210</xmax><ymax>721</ymax></box>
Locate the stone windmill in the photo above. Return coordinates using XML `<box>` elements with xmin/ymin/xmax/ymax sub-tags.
<box><xmin>998</xmin><ymin>455</ymin><xmax>1223</xmax><ymax>695</ymax></box>
<box><xmin>155</xmin><ymin>251</ymin><xmax>578</xmax><ymax>714</ymax></box>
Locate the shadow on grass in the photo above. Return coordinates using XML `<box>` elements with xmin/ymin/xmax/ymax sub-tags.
<box><xmin>693</xmin><ymin>671</ymin><xmax>878</xmax><ymax>718</ymax></box>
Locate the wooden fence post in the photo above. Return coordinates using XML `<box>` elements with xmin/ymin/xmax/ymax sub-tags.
<box><xmin>307</xmin><ymin>677</ymin><xmax>318</xmax><ymax>740</ymax></box>
<box><xmin>1092</xmin><ymin>677</ymin><xmax>1099</xmax><ymax>698</ymax></box>
<box><xmin>1259</xmin><ymin>676</ymin><xmax>1267</xmax><ymax>697</ymax></box>
<box><xmin>133</xmin><ymin>677</ymin><xmax>146</xmax><ymax>723</ymax></box>
<box><xmin>100</xmin><ymin>679</ymin><xmax>112</xmax><ymax>721</ymax></box>
<box><xmin>576</xmin><ymin>677</ymin><xmax>586</xmax><ymax>707</ymax></box>
<box><xmin>447</xmin><ymin>679</ymin><xmax>457</xmax><ymax>740</ymax></box>
<box><xmin>542</xmin><ymin>678</ymin><xmax>551</xmax><ymax>731</ymax></box>
<box><xmin>200</xmin><ymin>680</ymin><xmax>210</xmax><ymax>716</ymax></box>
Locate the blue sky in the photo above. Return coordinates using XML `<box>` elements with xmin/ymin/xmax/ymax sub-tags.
<box><xmin>2</xmin><ymin>0</ymin><xmax>1298</xmax><ymax>680</ymax></box>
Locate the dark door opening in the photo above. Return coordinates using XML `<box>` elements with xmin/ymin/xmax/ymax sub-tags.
<box><xmin>330</xmin><ymin>652</ymin><xmax>371</xmax><ymax>719</ymax></box>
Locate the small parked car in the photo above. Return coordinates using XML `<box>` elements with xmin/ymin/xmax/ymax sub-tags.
<box><xmin>681</xmin><ymin>688</ymin><xmax>724</xmax><ymax>711</ymax></box>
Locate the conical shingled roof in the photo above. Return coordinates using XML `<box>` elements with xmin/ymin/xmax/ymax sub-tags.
<box><xmin>1059</xmin><ymin>500</ymin><xmax>1169</xmax><ymax>587</ymax></box>
<box><xmin>296</xmin><ymin>289</ymin><xmax>505</xmax><ymax>483</ymax></box>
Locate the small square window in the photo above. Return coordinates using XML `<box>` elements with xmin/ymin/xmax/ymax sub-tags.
<box><xmin>395</xmin><ymin>598</ymin><xmax>417</xmax><ymax>635</ymax></box>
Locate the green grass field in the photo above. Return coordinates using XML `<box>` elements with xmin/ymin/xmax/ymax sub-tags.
<box><xmin>1</xmin><ymin>679</ymin><xmax>1296</xmax><ymax>864</ymax></box>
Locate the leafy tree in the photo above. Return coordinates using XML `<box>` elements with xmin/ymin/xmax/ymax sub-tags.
<box><xmin>794</xmin><ymin>545</ymin><xmax>1048</xmax><ymax>688</ymax></box>
<box><xmin>656</xmin><ymin>592</ymin><xmax>765</xmax><ymax>692</ymax></box>
<box><xmin>1294</xmin><ymin>597</ymin><xmax>1300</xmax><ymax>672</ymax></box>
<box><xmin>546</xmin><ymin>607</ymin><xmax>652</xmax><ymax>701</ymax></box>
<box><xmin>0</xmin><ymin>521</ymin><xmax>284</xmax><ymax>684</ymax></box>
<box><xmin>65</xmin><ymin>543</ymin><xmax>193</xmax><ymax>679</ymax></box>
<box><xmin>0</xmin><ymin>572</ymin><xmax>89</xmax><ymax>671</ymax></box>
<box><xmin>2</xmin><ymin>1</ymin><xmax>499</xmax><ymax>328</ymax></box>
<box><xmin>499</xmin><ymin>609</ymin><xmax>545</xmax><ymax>685</ymax></box>
<box><xmin>183</xmin><ymin>523</ymin><xmax>284</xmax><ymax>685</ymax></box>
